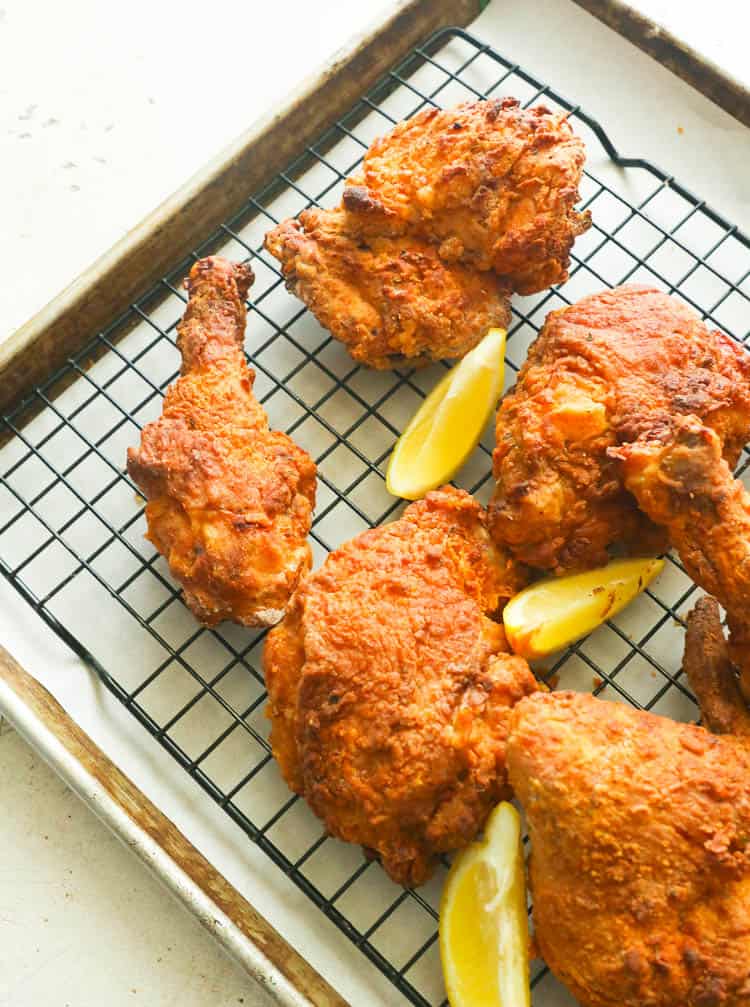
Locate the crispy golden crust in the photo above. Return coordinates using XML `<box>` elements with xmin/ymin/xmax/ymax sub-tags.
<box><xmin>683</xmin><ymin>596</ymin><xmax>750</xmax><ymax>736</ymax></box>
<box><xmin>127</xmin><ymin>257</ymin><xmax>316</xmax><ymax>627</ymax></box>
<box><xmin>342</xmin><ymin>97</ymin><xmax>591</xmax><ymax>294</ymax></box>
<box><xmin>489</xmin><ymin>285</ymin><xmax>750</xmax><ymax>572</ymax></box>
<box><xmin>263</xmin><ymin>487</ymin><xmax>536</xmax><ymax>887</ymax></box>
<box><xmin>264</xmin><ymin>207</ymin><xmax>511</xmax><ymax>369</ymax></box>
<box><xmin>615</xmin><ymin>416</ymin><xmax>750</xmax><ymax>701</ymax></box>
<box><xmin>508</xmin><ymin>691</ymin><xmax>750</xmax><ymax>1007</ymax></box>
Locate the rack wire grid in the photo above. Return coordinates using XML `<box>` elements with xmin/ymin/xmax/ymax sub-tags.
<box><xmin>2</xmin><ymin>25</ymin><xmax>750</xmax><ymax>1007</ymax></box>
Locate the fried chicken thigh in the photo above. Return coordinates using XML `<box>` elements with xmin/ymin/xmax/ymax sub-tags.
<box><xmin>508</xmin><ymin>691</ymin><xmax>750</xmax><ymax>1007</ymax></box>
<box><xmin>489</xmin><ymin>285</ymin><xmax>750</xmax><ymax>572</ymax></box>
<box><xmin>265</xmin><ymin>207</ymin><xmax>511</xmax><ymax>369</ymax></box>
<box><xmin>264</xmin><ymin>487</ymin><xmax>537</xmax><ymax>886</ymax></box>
<box><xmin>342</xmin><ymin>97</ymin><xmax>591</xmax><ymax>294</ymax></box>
<box><xmin>266</xmin><ymin>98</ymin><xmax>590</xmax><ymax>370</ymax></box>
<box><xmin>615</xmin><ymin>415</ymin><xmax>750</xmax><ymax>699</ymax></box>
<box><xmin>127</xmin><ymin>257</ymin><xmax>316</xmax><ymax>627</ymax></box>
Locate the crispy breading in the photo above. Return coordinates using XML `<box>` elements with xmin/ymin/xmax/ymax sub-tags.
<box><xmin>489</xmin><ymin>285</ymin><xmax>750</xmax><ymax>572</ymax></box>
<box><xmin>342</xmin><ymin>97</ymin><xmax>591</xmax><ymax>294</ymax></box>
<box><xmin>127</xmin><ymin>257</ymin><xmax>316</xmax><ymax>627</ymax></box>
<box><xmin>263</xmin><ymin>487</ymin><xmax>536</xmax><ymax>886</ymax></box>
<box><xmin>683</xmin><ymin>596</ymin><xmax>750</xmax><ymax>736</ymax></box>
<box><xmin>264</xmin><ymin>207</ymin><xmax>511</xmax><ymax>369</ymax></box>
<box><xmin>614</xmin><ymin>416</ymin><xmax>750</xmax><ymax>701</ymax></box>
<box><xmin>508</xmin><ymin>691</ymin><xmax>750</xmax><ymax>1007</ymax></box>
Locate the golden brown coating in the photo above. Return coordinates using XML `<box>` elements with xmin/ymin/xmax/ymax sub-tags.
<box><xmin>264</xmin><ymin>207</ymin><xmax>511</xmax><ymax>369</ymax></box>
<box><xmin>127</xmin><ymin>257</ymin><xmax>316</xmax><ymax>627</ymax></box>
<box><xmin>508</xmin><ymin>690</ymin><xmax>750</xmax><ymax>1007</ymax></box>
<box><xmin>263</xmin><ymin>487</ymin><xmax>537</xmax><ymax>886</ymax></box>
<box><xmin>342</xmin><ymin>97</ymin><xmax>591</xmax><ymax>294</ymax></box>
<box><xmin>489</xmin><ymin>285</ymin><xmax>750</xmax><ymax>572</ymax></box>
<box><xmin>615</xmin><ymin>415</ymin><xmax>750</xmax><ymax>701</ymax></box>
<box><xmin>683</xmin><ymin>596</ymin><xmax>750</xmax><ymax>736</ymax></box>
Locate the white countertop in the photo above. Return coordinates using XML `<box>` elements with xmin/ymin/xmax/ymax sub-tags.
<box><xmin>1</xmin><ymin>2</ymin><xmax>748</xmax><ymax>1006</ymax></box>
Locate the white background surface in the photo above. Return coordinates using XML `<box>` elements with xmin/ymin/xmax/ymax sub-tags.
<box><xmin>1</xmin><ymin>2</ymin><xmax>749</xmax><ymax>1006</ymax></box>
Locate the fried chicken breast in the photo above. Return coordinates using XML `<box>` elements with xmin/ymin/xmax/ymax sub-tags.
<box><xmin>263</xmin><ymin>487</ymin><xmax>536</xmax><ymax>886</ymax></box>
<box><xmin>127</xmin><ymin>257</ymin><xmax>316</xmax><ymax>627</ymax></box>
<box><xmin>342</xmin><ymin>97</ymin><xmax>591</xmax><ymax>294</ymax></box>
<box><xmin>489</xmin><ymin>285</ymin><xmax>750</xmax><ymax>572</ymax></box>
<box><xmin>265</xmin><ymin>207</ymin><xmax>511</xmax><ymax>369</ymax></box>
<box><xmin>508</xmin><ymin>690</ymin><xmax>750</xmax><ymax>1007</ymax></box>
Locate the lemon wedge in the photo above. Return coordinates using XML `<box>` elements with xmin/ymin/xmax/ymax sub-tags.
<box><xmin>440</xmin><ymin>801</ymin><xmax>530</xmax><ymax>1007</ymax></box>
<box><xmin>503</xmin><ymin>556</ymin><xmax>664</xmax><ymax>660</ymax></box>
<box><xmin>386</xmin><ymin>328</ymin><xmax>506</xmax><ymax>500</ymax></box>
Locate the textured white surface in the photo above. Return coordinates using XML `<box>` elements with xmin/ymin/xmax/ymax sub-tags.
<box><xmin>1</xmin><ymin>2</ymin><xmax>749</xmax><ymax>1007</ymax></box>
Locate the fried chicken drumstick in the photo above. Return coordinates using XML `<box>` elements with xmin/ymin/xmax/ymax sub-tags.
<box><xmin>489</xmin><ymin>285</ymin><xmax>750</xmax><ymax>572</ymax></box>
<box><xmin>343</xmin><ymin>97</ymin><xmax>590</xmax><ymax>294</ymax></box>
<box><xmin>264</xmin><ymin>487</ymin><xmax>537</xmax><ymax>886</ymax></box>
<box><xmin>127</xmin><ymin>257</ymin><xmax>316</xmax><ymax>627</ymax></box>
<box><xmin>265</xmin><ymin>207</ymin><xmax>510</xmax><ymax>370</ymax></box>
<box><xmin>508</xmin><ymin>690</ymin><xmax>750</xmax><ymax>1007</ymax></box>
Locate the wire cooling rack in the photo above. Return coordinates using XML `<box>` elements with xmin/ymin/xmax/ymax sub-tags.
<box><xmin>2</xmin><ymin>25</ymin><xmax>750</xmax><ymax>1007</ymax></box>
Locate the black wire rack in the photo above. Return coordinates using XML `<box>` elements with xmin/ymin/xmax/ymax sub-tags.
<box><xmin>1</xmin><ymin>25</ymin><xmax>749</xmax><ymax>1007</ymax></box>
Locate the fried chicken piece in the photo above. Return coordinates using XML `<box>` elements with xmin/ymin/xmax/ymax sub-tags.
<box><xmin>265</xmin><ymin>98</ymin><xmax>590</xmax><ymax>368</ymax></box>
<box><xmin>264</xmin><ymin>207</ymin><xmax>511</xmax><ymax>369</ymax></box>
<box><xmin>683</xmin><ymin>596</ymin><xmax>750</xmax><ymax>736</ymax></box>
<box><xmin>615</xmin><ymin>415</ymin><xmax>750</xmax><ymax>701</ymax></box>
<box><xmin>263</xmin><ymin>487</ymin><xmax>537</xmax><ymax>886</ymax></box>
<box><xmin>489</xmin><ymin>285</ymin><xmax>750</xmax><ymax>572</ymax></box>
<box><xmin>342</xmin><ymin>97</ymin><xmax>591</xmax><ymax>294</ymax></box>
<box><xmin>127</xmin><ymin>257</ymin><xmax>316</xmax><ymax>627</ymax></box>
<box><xmin>508</xmin><ymin>690</ymin><xmax>750</xmax><ymax>1007</ymax></box>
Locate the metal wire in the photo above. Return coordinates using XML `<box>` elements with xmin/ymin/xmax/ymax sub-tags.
<box><xmin>1</xmin><ymin>25</ymin><xmax>749</xmax><ymax>1007</ymax></box>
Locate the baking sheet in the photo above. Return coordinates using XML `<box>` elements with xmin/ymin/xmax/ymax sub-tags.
<box><xmin>1</xmin><ymin>20</ymin><xmax>749</xmax><ymax>1007</ymax></box>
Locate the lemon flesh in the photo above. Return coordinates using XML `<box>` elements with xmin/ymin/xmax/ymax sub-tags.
<box><xmin>386</xmin><ymin>328</ymin><xmax>506</xmax><ymax>500</ymax></box>
<box><xmin>440</xmin><ymin>802</ymin><xmax>530</xmax><ymax>1007</ymax></box>
<box><xmin>503</xmin><ymin>556</ymin><xmax>665</xmax><ymax>660</ymax></box>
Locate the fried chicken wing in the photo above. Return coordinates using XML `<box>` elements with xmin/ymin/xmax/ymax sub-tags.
<box><xmin>508</xmin><ymin>690</ymin><xmax>750</xmax><ymax>1007</ymax></box>
<box><xmin>263</xmin><ymin>487</ymin><xmax>537</xmax><ymax>886</ymax></box>
<box><xmin>342</xmin><ymin>97</ymin><xmax>591</xmax><ymax>293</ymax></box>
<box><xmin>683</xmin><ymin>596</ymin><xmax>750</xmax><ymax>736</ymax></box>
<box><xmin>614</xmin><ymin>415</ymin><xmax>750</xmax><ymax>700</ymax></box>
<box><xmin>265</xmin><ymin>207</ymin><xmax>511</xmax><ymax>369</ymax></box>
<box><xmin>127</xmin><ymin>256</ymin><xmax>316</xmax><ymax>627</ymax></box>
<box><xmin>489</xmin><ymin>285</ymin><xmax>750</xmax><ymax>572</ymax></box>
